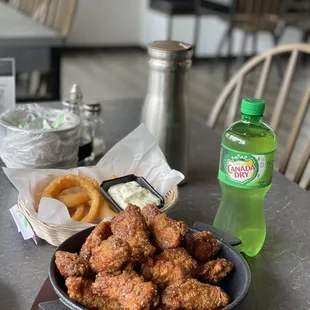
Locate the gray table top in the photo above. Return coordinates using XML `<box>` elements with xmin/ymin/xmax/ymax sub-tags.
<box><xmin>1</xmin><ymin>99</ymin><xmax>310</xmax><ymax>310</ymax></box>
<box><xmin>0</xmin><ymin>3</ymin><xmax>64</xmax><ymax>47</ymax></box>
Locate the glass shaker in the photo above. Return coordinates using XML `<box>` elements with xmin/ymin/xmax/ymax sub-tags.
<box><xmin>81</xmin><ymin>101</ymin><xmax>105</xmax><ymax>164</ymax></box>
<box><xmin>62</xmin><ymin>84</ymin><xmax>93</xmax><ymax>163</ymax></box>
<box><xmin>62</xmin><ymin>98</ymin><xmax>79</xmax><ymax>116</ymax></box>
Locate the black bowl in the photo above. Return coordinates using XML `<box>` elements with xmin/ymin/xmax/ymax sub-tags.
<box><xmin>49</xmin><ymin>224</ymin><xmax>251</xmax><ymax>310</ymax></box>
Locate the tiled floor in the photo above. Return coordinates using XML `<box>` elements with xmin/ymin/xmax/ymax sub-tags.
<box><xmin>61</xmin><ymin>49</ymin><xmax>310</xmax><ymax>188</ymax></box>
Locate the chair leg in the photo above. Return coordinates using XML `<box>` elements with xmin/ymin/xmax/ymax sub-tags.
<box><xmin>302</xmin><ymin>30</ymin><xmax>310</xmax><ymax>43</ymax></box>
<box><xmin>50</xmin><ymin>47</ymin><xmax>61</xmax><ymax>101</ymax></box>
<box><xmin>252</xmin><ymin>31</ymin><xmax>258</xmax><ymax>56</ymax></box>
<box><xmin>193</xmin><ymin>15</ymin><xmax>200</xmax><ymax>58</ymax></box>
<box><xmin>35</xmin><ymin>73</ymin><xmax>46</xmax><ymax>96</ymax></box>
<box><xmin>236</xmin><ymin>31</ymin><xmax>249</xmax><ymax>68</ymax></box>
<box><xmin>272</xmin><ymin>33</ymin><xmax>283</xmax><ymax>80</ymax></box>
<box><xmin>224</xmin><ymin>26</ymin><xmax>234</xmax><ymax>82</ymax></box>
<box><xmin>301</xmin><ymin>30</ymin><xmax>310</xmax><ymax>64</ymax></box>
<box><xmin>29</xmin><ymin>71</ymin><xmax>40</xmax><ymax>95</ymax></box>
<box><xmin>211</xmin><ymin>27</ymin><xmax>230</xmax><ymax>71</ymax></box>
<box><xmin>167</xmin><ymin>15</ymin><xmax>173</xmax><ymax>40</ymax></box>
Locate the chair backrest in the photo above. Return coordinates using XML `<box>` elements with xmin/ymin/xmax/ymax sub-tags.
<box><xmin>231</xmin><ymin>0</ymin><xmax>292</xmax><ymax>32</ymax></box>
<box><xmin>286</xmin><ymin>0</ymin><xmax>310</xmax><ymax>16</ymax></box>
<box><xmin>8</xmin><ymin>0</ymin><xmax>77</xmax><ymax>36</ymax></box>
<box><xmin>8</xmin><ymin>0</ymin><xmax>20</xmax><ymax>9</ymax></box>
<box><xmin>31</xmin><ymin>0</ymin><xmax>49</xmax><ymax>23</ymax></box>
<box><xmin>237</xmin><ymin>0</ymin><xmax>287</xmax><ymax>15</ymax></box>
<box><xmin>31</xmin><ymin>0</ymin><xmax>77</xmax><ymax>36</ymax></box>
<box><xmin>207</xmin><ymin>43</ymin><xmax>310</xmax><ymax>189</ymax></box>
<box><xmin>9</xmin><ymin>0</ymin><xmax>38</xmax><ymax>14</ymax></box>
<box><xmin>45</xmin><ymin>0</ymin><xmax>77</xmax><ymax>36</ymax></box>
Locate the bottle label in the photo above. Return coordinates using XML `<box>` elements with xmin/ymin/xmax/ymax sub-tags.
<box><xmin>218</xmin><ymin>144</ymin><xmax>276</xmax><ymax>189</ymax></box>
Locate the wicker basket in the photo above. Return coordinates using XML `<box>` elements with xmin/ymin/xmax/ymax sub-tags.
<box><xmin>17</xmin><ymin>185</ymin><xmax>179</xmax><ymax>246</ymax></box>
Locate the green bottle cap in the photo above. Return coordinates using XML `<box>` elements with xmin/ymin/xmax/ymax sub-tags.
<box><xmin>241</xmin><ymin>98</ymin><xmax>265</xmax><ymax>116</ymax></box>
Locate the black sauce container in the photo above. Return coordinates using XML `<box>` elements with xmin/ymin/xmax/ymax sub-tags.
<box><xmin>100</xmin><ymin>174</ymin><xmax>165</xmax><ymax>212</ymax></box>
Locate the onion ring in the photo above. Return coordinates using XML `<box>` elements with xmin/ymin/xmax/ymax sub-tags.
<box><xmin>80</xmin><ymin>176</ymin><xmax>100</xmax><ymax>189</ymax></box>
<box><xmin>97</xmin><ymin>196</ymin><xmax>118</xmax><ymax>219</ymax></box>
<box><xmin>55</xmin><ymin>176</ymin><xmax>100</xmax><ymax>208</ymax></box>
<box><xmin>41</xmin><ymin>174</ymin><xmax>101</xmax><ymax>223</ymax></box>
<box><xmin>57</xmin><ymin>191</ymin><xmax>90</xmax><ymax>208</ymax></box>
<box><xmin>71</xmin><ymin>204</ymin><xmax>87</xmax><ymax>221</ymax></box>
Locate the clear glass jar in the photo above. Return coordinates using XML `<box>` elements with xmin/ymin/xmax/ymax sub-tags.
<box><xmin>62</xmin><ymin>99</ymin><xmax>93</xmax><ymax>164</ymax></box>
<box><xmin>62</xmin><ymin>99</ymin><xmax>80</xmax><ymax>116</ymax></box>
<box><xmin>81</xmin><ymin>102</ymin><xmax>105</xmax><ymax>164</ymax></box>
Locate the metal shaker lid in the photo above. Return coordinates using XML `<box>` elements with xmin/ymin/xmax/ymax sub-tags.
<box><xmin>147</xmin><ymin>40</ymin><xmax>193</xmax><ymax>60</ymax></box>
<box><xmin>62</xmin><ymin>99</ymin><xmax>77</xmax><ymax>109</ymax></box>
<box><xmin>70</xmin><ymin>84</ymin><xmax>83</xmax><ymax>102</ymax></box>
<box><xmin>82</xmin><ymin>102</ymin><xmax>101</xmax><ymax>113</ymax></box>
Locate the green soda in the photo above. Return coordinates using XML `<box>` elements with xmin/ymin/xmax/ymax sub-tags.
<box><xmin>213</xmin><ymin>98</ymin><xmax>277</xmax><ymax>257</ymax></box>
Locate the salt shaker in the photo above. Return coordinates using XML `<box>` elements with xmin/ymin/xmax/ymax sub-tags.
<box><xmin>141</xmin><ymin>40</ymin><xmax>193</xmax><ymax>181</ymax></box>
<box><xmin>81</xmin><ymin>101</ymin><xmax>105</xmax><ymax>164</ymax></box>
<box><xmin>62</xmin><ymin>84</ymin><xmax>92</xmax><ymax>163</ymax></box>
<box><xmin>62</xmin><ymin>84</ymin><xmax>83</xmax><ymax>116</ymax></box>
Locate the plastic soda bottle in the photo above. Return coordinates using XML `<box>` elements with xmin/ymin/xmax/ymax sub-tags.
<box><xmin>213</xmin><ymin>98</ymin><xmax>277</xmax><ymax>257</ymax></box>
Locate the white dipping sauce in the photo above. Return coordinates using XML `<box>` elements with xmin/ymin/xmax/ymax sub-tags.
<box><xmin>108</xmin><ymin>181</ymin><xmax>160</xmax><ymax>210</ymax></box>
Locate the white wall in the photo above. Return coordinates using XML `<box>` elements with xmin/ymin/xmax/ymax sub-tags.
<box><xmin>68</xmin><ymin>0</ymin><xmax>142</xmax><ymax>46</ymax></box>
<box><xmin>68</xmin><ymin>0</ymin><xmax>303</xmax><ymax>57</ymax></box>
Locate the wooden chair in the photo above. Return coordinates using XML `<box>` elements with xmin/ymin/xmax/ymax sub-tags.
<box><xmin>199</xmin><ymin>0</ymin><xmax>292</xmax><ymax>81</ymax></box>
<box><xmin>207</xmin><ymin>43</ymin><xmax>310</xmax><ymax>189</ymax></box>
<box><xmin>31</xmin><ymin>0</ymin><xmax>50</xmax><ymax>23</ymax></box>
<box><xmin>9</xmin><ymin>0</ymin><xmax>39</xmax><ymax>15</ymax></box>
<box><xmin>45</xmin><ymin>0</ymin><xmax>77</xmax><ymax>36</ymax></box>
<box><xmin>8</xmin><ymin>0</ymin><xmax>21</xmax><ymax>9</ymax></box>
<box><xmin>31</xmin><ymin>0</ymin><xmax>77</xmax><ymax>35</ymax></box>
<box><xmin>284</xmin><ymin>0</ymin><xmax>310</xmax><ymax>45</ymax></box>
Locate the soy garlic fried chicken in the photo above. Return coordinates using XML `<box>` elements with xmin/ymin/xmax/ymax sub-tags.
<box><xmin>123</xmin><ymin>262</ymin><xmax>137</xmax><ymax>272</ymax></box>
<box><xmin>92</xmin><ymin>271</ymin><xmax>159</xmax><ymax>310</ymax></box>
<box><xmin>154</xmin><ymin>304</ymin><xmax>172</xmax><ymax>310</ymax></box>
<box><xmin>80</xmin><ymin>221</ymin><xmax>112</xmax><ymax>261</ymax></box>
<box><xmin>55</xmin><ymin>251</ymin><xmax>90</xmax><ymax>279</ymax></box>
<box><xmin>196</xmin><ymin>258</ymin><xmax>234</xmax><ymax>285</ymax></box>
<box><xmin>66</xmin><ymin>277</ymin><xmax>120</xmax><ymax>310</ymax></box>
<box><xmin>111</xmin><ymin>204</ymin><xmax>156</xmax><ymax>262</ymax></box>
<box><xmin>141</xmin><ymin>204</ymin><xmax>161</xmax><ymax>226</ymax></box>
<box><xmin>141</xmin><ymin>204</ymin><xmax>188</xmax><ymax>250</ymax></box>
<box><xmin>141</xmin><ymin>248</ymin><xmax>198</xmax><ymax>289</ymax></box>
<box><xmin>185</xmin><ymin>231</ymin><xmax>220</xmax><ymax>263</ymax></box>
<box><xmin>89</xmin><ymin>235</ymin><xmax>132</xmax><ymax>273</ymax></box>
<box><xmin>161</xmin><ymin>278</ymin><xmax>230</xmax><ymax>310</ymax></box>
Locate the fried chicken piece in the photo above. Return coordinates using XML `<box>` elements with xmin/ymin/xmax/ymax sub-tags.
<box><xmin>141</xmin><ymin>204</ymin><xmax>160</xmax><ymax>226</ymax></box>
<box><xmin>142</xmin><ymin>204</ymin><xmax>188</xmax><ymax>250</ymax></box>
<box><xmin>154</xmin><ymin>304</ymin><xmax>172</xmax><ymax>310</ymax></box>
<box><xmin>111</xmin><ymin>204</ymin><xmax>156</xmax><ymax>262</ymax></box>
<box><xmin>66</xmin><ymin>277</ymin><xmax>120</xmax><ymax>310</ymax></box>
<box><xmin>123</xmin><ymin>262</ymin><xmax>137</xmax><ymax>272</ymax></box>
<box><xmin>89</xmin><ymin>235</ymin><xmax>132</xmax><ymax>273</ymax></box>
<box><xmin>161</xmin><ymin>278</ymin><xmax>230</xmax><ymax>310</ymax></box>
<box><xmin>141</xmin><ymin>248</ymin><xmax>198</xmax><ymax>289</ymax></box>
<box><xmin>55</xmin><ymin>251</ymin><xmax>90</xmax><ymax>279</ymax></box>
<box><xmin>196</xmin><ymin>258</ymin><xmax>234</xmax><ymax>285</ymax></box>
<box><xmin>80</xmin><ymin>221</ymin><xmax>112</xmax><ymax>261</ymax></box>
<box><xmin>92</xmin><ymin>271</ymin><xmax>159</xmax><ymax>310</ymax></box>
<box><xmin>185</xmin><ymin>231</ymin><xmax>220</xmax><ymax>263</ymax></box>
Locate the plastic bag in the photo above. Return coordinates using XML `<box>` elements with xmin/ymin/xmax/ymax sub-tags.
<box><xmin>0</xmin><ymin>104</ymin><xmax>80</xmax><ymax>168</ymax></box>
